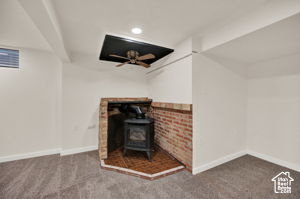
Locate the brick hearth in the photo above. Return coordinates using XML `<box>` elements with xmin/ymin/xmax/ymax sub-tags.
<box><xmin>101</xmin><ymin>147</ymin><xmax>184</xmax><ymax>180</ymax></box>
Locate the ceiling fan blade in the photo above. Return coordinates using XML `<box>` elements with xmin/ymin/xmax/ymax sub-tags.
<box><xmin>109</xmin><ymin>54</ymin><xmax>130</xmax><ymax>60</ymax></box>
<box><xmin>116</xmin><ymin>61</ymin><xmax>130</xmax><ymax>67</ymax></box>
<box><xmin>137</xmin><ymin>53</ymin><xmax>155</xmax><ymax>61</ymax></box>
<box><xmin>136</xmin><ymin>61</ymin><xmax>150</xmax><ymax>68</ymax></box>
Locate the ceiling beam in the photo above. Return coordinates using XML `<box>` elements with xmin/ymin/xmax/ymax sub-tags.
<box><xmin>18</xmin><ymin>0</ymin><xmax>70</xmax><ymax>62</ymax></box>
<box><xmin>196</xmin><ymin>0</ymin><xmax>300</xmax><ymax>52</ymax></box>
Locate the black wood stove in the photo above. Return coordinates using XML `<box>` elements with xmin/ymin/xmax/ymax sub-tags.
<box><xmin>123</xmin><ymin>105</ymin><xmax>154</xmax><ymax>161</ymax></box>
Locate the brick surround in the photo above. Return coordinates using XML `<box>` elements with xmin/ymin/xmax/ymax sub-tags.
<box><xmin>99</xmin><ymin>98</ymin><xmax>193</xmax><ymax>172</ymax></box>
<box><xmin>150</xmin><ymin>102</ymin><xmax>193</xmax><ymax>171</ymax></box>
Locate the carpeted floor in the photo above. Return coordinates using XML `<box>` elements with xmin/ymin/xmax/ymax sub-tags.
<box><xmin>0</xmin><ymin>151</ymin><xmax>299</xmax><ymax>199</ymax></box>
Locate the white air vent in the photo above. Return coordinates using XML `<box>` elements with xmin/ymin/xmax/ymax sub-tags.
<box><xmin>0</xmin><ymin>48</ymin><xmax>19</xmax><ymax>68</ymax></box>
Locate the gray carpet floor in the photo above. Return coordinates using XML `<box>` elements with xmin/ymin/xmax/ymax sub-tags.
<box><xmin>0</xmin><ymin>150</ymin><xmax>299</xmax><ymax>199</ymax></box>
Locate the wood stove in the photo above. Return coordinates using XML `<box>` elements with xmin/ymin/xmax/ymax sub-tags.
<box><xmin>123</xmin><ymin>111</ymin><xmax>154</xmax><ymax>161</ymax></box>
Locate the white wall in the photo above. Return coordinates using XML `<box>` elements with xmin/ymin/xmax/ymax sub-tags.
<box><xmin>247</xmin><ymin>74</ymin><xmax>300</xmax><ymax>167</ymax></box>
<box><xmin>192</xmin><ymin>54</ymin><xmax>247</xmax><ymax>171</ymax></box>
<box><xmin>147</xmin><ymin>38</ymin><xmax>193</xmax><ymax>104</ymax></box>
<box><xmin>0</xmin><ymin>50</ymin><xmax>149</xmax><ymax>158</ymax></box>
<box><xmin>62</xmin><ymin>54</ymin><xmax>148</xmax><ymax>150</ymax></box>
<box><xmin>146</xmin><ymin>56</ymin><xmax>192</xmax><ymax>104</ymax></box>
<box><xmin>0</xmin><ymin>49</ymin><xmax>62</xmax><ymax>158</ymax></box>
<box><xmin>247</xmin><ymin>53</ymin><xmax>300</xmax><ymax>79</ymax></box>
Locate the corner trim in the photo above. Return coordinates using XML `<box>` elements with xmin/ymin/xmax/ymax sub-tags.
<box><xmin>192</xmin><ymin>150</ymin><xmax>247</xmax><ymax>175</ymax></box>
<box><xmin>247</xmin><ymin>150</ymin><xmax>300</xmax><ymax>172</ymax></box>
<box><xmin>0</xmin><ymin>148</ymin><xmax>61</xmax><ymax>163</ymax></box>
<box><xmin>60</xmin><ymin>145</ymin><xmax>98</xmax><ymax>156</ymax></box>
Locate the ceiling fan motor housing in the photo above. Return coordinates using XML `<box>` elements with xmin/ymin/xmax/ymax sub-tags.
<box><xmin>127</xmin><ymin>50</ymin><xmax>139</xmax><ymax>59</ymax></box>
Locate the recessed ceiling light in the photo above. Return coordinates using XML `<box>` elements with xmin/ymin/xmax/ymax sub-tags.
<box><xmin>131</xmin><ymin>27</ymin><xmax>142</xmax><ymax>34</ymax></box>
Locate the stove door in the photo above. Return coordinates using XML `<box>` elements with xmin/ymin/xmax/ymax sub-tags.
<box><xmin>125</xmin><ymin>124</ymin><xmax>148</xmax><ymax>148</ymax></box>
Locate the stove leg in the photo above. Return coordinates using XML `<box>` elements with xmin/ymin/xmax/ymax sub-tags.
<box><xmin>123</xmin><ymin>148</ymin><xmax>127</xmax><ymax>156</ymax></box>
<box><xmin>146</xmin><ymin>151</ymin><xmax>152</xmax><ymax>161</ymax></box>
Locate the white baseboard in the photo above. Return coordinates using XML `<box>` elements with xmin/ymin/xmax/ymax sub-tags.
<box><xmin>192</xmin><ymin>150</ymin><xmax>247</xmax><ymax>175</ymax></box>
<box><xmin>2</xmin><ymin>147</ymin><xmax>298</xmax><ymax>173</ymax></box>
<box><xmin>60</xmin><ymin>145</ymin><xmax>98</xmax><ymax>156</ymax></box>
<box><xmin>192</xmin><ymin>150</ymin><xmax>300</xmax><ymax>175</ymax></box>
<box><xmin>0</xmin><ymin>146</ymin><xmax>99</xmax><ymax>163</ymax></box>
<box><xmin>247</xmin><ymin>150</ymin><xmax>300</xmax><ymax>172</ymax></box>
<box><xmin>0</xmin><ymin>148</ymin><xmax>61</xmax><ymax>163</ymax></box>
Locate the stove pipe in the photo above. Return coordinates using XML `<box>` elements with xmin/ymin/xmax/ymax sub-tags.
<box><xmin>128</xmin><ymin>105</ymin><xmax>145</xmax><ymax>119</ymax></box>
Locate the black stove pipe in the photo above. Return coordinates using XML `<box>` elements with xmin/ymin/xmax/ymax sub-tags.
<box><xmin>128</xmin><ymin>105</ymin><xmax>145</xmax><ymax>119</ymax></box>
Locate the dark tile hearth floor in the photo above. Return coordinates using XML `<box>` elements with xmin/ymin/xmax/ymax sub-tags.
<box><xmin>0</xmin><ymin>150</ymin><xmax>299</xmax><ymax>199</ymax></box>
<box><xmin>103</xmin><ymin>148</ymin><xmax>183</xmax><ymax>175</ymax></box>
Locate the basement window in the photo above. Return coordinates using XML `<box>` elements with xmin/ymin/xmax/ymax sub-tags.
<box><xmin>0</xmin><ymin>48</ymin><xmax>19</xmax><ymax>68</ymax></box>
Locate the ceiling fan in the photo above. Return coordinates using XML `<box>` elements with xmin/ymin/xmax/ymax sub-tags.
<box><xmin>109</xmin><ymin>50</ymin><xmax>155</xmax><ymax>68</ymax></box>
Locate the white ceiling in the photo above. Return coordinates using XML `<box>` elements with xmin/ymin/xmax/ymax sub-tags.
<box><xmin>52</xmin><ymin>0</ymin><xmax>266</xmax><ymax>55</ymax></box>
<box><xmin>204</xmin><ymin>13</ymin><xmax>300</xmax><ymax>65</ymax></box>
<box><xmin>0</xmin><ymin>0</ymin><xmax>51</xmax><ymax>51</ymax></box>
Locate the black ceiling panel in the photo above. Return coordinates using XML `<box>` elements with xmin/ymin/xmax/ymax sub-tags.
<box><xmin>99</xmin><ymin>35</ymin><xmax>174</xmax><ymax>65</ymax></box>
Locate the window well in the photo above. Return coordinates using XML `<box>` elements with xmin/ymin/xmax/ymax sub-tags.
<box><xmin>0</xmin><ymin>48</ymin><xmax>19</xmax><ymax>68</ymax></box>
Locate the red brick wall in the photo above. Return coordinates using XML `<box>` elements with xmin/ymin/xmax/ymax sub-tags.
<box><xmin>151</xmin><ymin>102</ymin><xmax>193</xmax><ymax>171</ymax></box>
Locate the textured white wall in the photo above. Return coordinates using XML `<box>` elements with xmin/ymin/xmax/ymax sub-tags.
<box><xmin>0</xmin><ymin>49</ymin><xmax>62</xmax><ymax>157</ymax></box>
<box><xmin>192</xmin><ymin>54</ymin><xmax>247</xmax><ymax>170</ymax></box>
<box><xmin>247</xmin><ymin>74</ymin><xmax>300</xmax><ymax>166</ymax></box>
<box><xmin>147</xmin><ymin>38</ymin><xmax>192</xmax><ymax>104</ymax></box>
<box><xmin>62</xmin><ymin>55</ymin><xmax>148</xmax><ymax>150</ymax></box>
